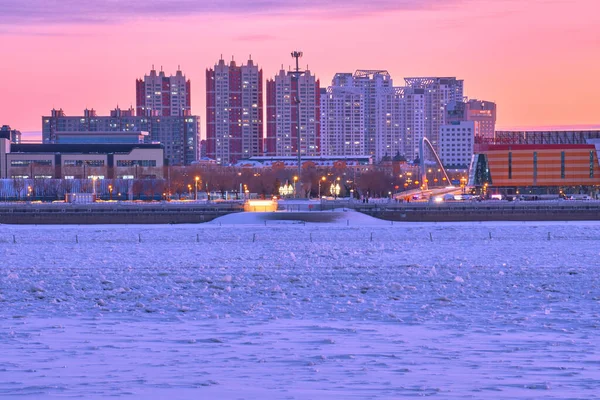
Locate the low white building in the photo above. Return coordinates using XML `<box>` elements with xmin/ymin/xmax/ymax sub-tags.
<box><xmin>0</xmin><ymin>138</ymin><xmax>165</xmax><ymax>179</ymax></box>
<box><xmin>439</xmin><ymin>121</ymin><xmax>474</xmax><ymax>168</ymax></box>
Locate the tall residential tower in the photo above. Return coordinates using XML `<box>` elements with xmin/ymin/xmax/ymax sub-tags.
<box><xmin>206</xmin><ymin>57</ymin><xmax>263</xmax><ymax>164</ymax></box>
<box><xmin>404</xmin><ymin>77</ymin><xmax>464</xmax><ymax>152</ymax></box>
<box><xmin>266</xmin><ymin>68</ymin><xmax>320</xmax><ymax>157</ymax></box>
<box><xmin>136</xmin><ymin>67</ymin><xmax>191</xmax><ymax>117</ymax></box>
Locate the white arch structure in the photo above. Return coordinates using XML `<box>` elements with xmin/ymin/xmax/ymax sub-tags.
<box><xmin>419</xmin><ymin>137</ymin><xmax>452</xmax><ymax>190</ymax></box>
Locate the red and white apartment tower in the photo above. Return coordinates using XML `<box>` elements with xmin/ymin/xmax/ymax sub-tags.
<box><xmin>136</xmin><ymin>66</ymin><xmax>191</xmax><ymax>117</ymax></box>
<box><xmin>206</xmin><ymin>57</ymin><xmax>263</xmax><ymax>164</ymax></box>
<box><xmin>266</xmin><ymin>68</ymin><xmax>320</xmax><ymax>157</ymax></box>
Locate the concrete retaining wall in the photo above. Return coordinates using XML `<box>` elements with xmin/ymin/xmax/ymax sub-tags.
<box><xmin>0</xmin><ymin>203</ymin><xmax>244</xmax><ymax>224</ymax></box>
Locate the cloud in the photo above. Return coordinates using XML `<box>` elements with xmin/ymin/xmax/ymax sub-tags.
<box><xmin>0</xmin><ymin>0</ymin><xmax>464</xmax><ymax>25</ymax></box>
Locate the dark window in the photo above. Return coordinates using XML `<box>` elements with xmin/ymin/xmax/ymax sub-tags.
<box><xmin>508</xmin><ymin>152</ymin><xmax>512</xmax><ymax>179</ymax></box>
<box><xmin>561</xmin><ymin>151</ymin><xmax>565</xmax><ymax>179</ymax></box>
<box><xmin>116</xmin><ymin>160</ymin><xmax>157</xmax><ymax>167</ymax></box>
<box><xmin>64</xmin><ymin>160</ymin><xmax>104</xmax><ymax>167</ymax></box>
<box><xmin>533</xmin><ymin>152</ymin><xmax>537</xmax><ymax>180</ymax></box>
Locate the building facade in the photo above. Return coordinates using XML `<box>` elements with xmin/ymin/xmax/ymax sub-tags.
<box><xmin>206</xmin><ymin>57</ymin><xmax>263</xmax><ymax>164</ymax></box>
<box><xmin>135</xmin><ymin>67</ymin><xmax>191</xmax><ymax>117</ymax></box>
<box><xmin>1</xmin><ymin>140</ymin><xmax>164</xmax><ymax>180</ymax></box>
<box><xmin>353</xmin><ymin>70</ymin><xmax>394</xmax><ymax>158</ymax></box>
<box><xmin>322</xmin><ymin>72</ymin><xmax>462</xmax><ymax>163</ymax></box>
<box><xmin>266</xmin><ymin>69</ymin><xmax>320</xmax><ymax>157</ymax></box>
<box><xmin>320</xmin><ymin>86</ymin><xmax>365</xmax><ymax>157</ymax></box>
<box><xmin>42</xmin><ymin>108</ymin><xmax>200</xmax><ymax>166</ymax></box>
<box><xmin>470</xmin><ymin>130</ymin><xmax>600</xmax><ymax>193</ymax></box>
<box><xmin>54</xmin><ymin>131</ymin><xmax>147</xmax><ymax>144</ymax></box>
<box><xmin>474</xmin><ymin>144</ymin><xmax>600</xmax><ymax>189</ymax></box>
<box><xmin>399</xmin><ymin>87</ymin><xmax>427</xmax><ymax>161</ymax></box>
<box><xmin>404</xmin><ymin>77</ymin><xmax>464</xmax><ymax>153</ymax></box>
<box><xmin>439</xmin><ymin>121</ymin><xmax>474</xmax><ymax>168</ymax></box>
<box><xmin>324</xmin><ymin>71</ymin><xmax>394</xmax><ymax>160</ymax></box>
<box><xmin>447</xmin><ymin>99</ymin><xmax>496</xmax><ymax>142</ymax></box>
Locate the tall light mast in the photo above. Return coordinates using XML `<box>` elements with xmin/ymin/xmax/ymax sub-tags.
<box><xmin>290</xmin><ymin>51</ymin><xmax>303</xmax><ymax>198</ymax></box>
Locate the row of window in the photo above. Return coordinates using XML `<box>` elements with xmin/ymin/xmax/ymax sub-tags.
<box><xmin>64</xmin><ymin>160</ymin><xmax>105</xmax><ymax>167</ymax></box>
<box><xmin>116</xmin><ymin>160</ymin><xmax>157</xmax><ymax>167</ymax></box>
<box><xmin>10</xmin><ymin>160</ymin><xmax>53</xmax><ymax>167</ymax></box>
<box><xmin>11</xmin><ymin>160</ymin><xmax>158</xmax><ymax>168</ymax></box>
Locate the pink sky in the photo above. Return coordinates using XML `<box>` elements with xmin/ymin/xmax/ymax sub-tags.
<box><xmin>0</xmin><ymin>0</ymin><xmax>598</xmax><ymax>137</ymax></box>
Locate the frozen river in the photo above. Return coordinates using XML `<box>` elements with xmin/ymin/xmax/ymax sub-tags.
<box><xmin>1</xmin><ymin>212</ymin><xmax>600</xmax><ymax>399</ymax></box>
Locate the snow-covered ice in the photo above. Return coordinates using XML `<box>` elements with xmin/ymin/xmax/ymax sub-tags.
<box><xmin>1</xmin><ymin>211</ymin><xmax>600</xmax><ymax>399</ymax></box>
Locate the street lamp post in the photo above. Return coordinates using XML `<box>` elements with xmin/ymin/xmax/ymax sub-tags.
<box><xmin>194</xmin><ymin>176</ymin><xmax>199</xmax><ymax>200</ymax></box>
<box><xmin>293</xmin><ymin>175</ymin><xmax>298</xmax><ymax>198</ymax></box>
<box><xmin>318</xmin><ymin>176</ymin><xmax>326</xmax><ymax>199</ymax></box>
<box><xmin>92</xmin><ymin>176</ymin><xmax>97</xmax><ymax>202</ymax></box>
<box><xmin>108</xmin><ymin>184</ymin><xmax>113</xmax><ymax>201</ymax></box>
<box><xmin>291</xmin><ymin>50</ymin><xmax>304</xmax><ymax>198</ymax></box>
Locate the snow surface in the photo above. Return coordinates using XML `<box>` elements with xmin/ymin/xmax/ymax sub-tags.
<box><xmin>1</xmin><ymin>211</ymin><xmax>600</xmax><ymax>399</ymax></box>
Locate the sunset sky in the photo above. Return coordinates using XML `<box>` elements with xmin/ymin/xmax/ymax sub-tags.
<box><xmin>0</xmin><ymin>0</ymin><xmax>598</xmax><ymax>137</ymax></box>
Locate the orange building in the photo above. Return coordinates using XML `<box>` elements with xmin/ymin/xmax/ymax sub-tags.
<box><xmin>474</xmin><ymin>144</ymin><xmax>600</xmax><ymax>192</ymax></box>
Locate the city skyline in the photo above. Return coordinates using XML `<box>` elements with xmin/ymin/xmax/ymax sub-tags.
<box><xmin>1</xmin><ymin>0</ymin><xmax>598</xmax><ymax>135</ymax></box>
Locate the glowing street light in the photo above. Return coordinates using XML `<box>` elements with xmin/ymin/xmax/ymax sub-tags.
<box><xmin>194</xmin><ymin>176</ymin><xmax>200</xmax><ymax>200</ymax></box>
<box><xmin>108</xmin><ymin>184</ymin><xmax>113</xmax><ymax>201</ymax></box>
<box><xmin>318</xmin><ymin>176</ymin><xmax>326</xmax><ymax>199</ymax></box>
<box><xmin>293</xmin><ymin>175</ymin><xmax>299</xmax><ymax>198</ymax></box>
<box><xmin>460</xmin><ymin>176</ymin><xmax>467</xmax><ymax>194</ymax></box>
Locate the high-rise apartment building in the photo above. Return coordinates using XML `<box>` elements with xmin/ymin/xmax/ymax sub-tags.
<box><xmin>375</xmin><ymin>87</ymin><xmax>403</xmax><ymax>161</ymax></box>
<box><xmin>322</xmin><ymin>71</ymin><xmax>393</xmax><ymax>160</ymax></box>
<box><xmin>266</xmin><ymin>69</ymin><xmax>320</xmax><ymax>157</ymax></box>
<box><xmin>404</xmin><ymin>77</ymin><xmax>464</xmax><ymax>152</ymax></box>
<box><xmin>400</xmin><ymin>87</ymin><xmax>427</xmax><ymax>161</ymax></box>
<box><xmin>353</xmin><ymin>70</ymin><xmax>394</xmax><ymax>157</ymax></box>
<box><xmin>42</xmin><ymin>108</ymin><xmax>200</xmax><ymax>165</ymax></box>
<box><xmin>320</xmin><ymin>86</ymin><xmax>365</xmax><ymax>157</ymax></box>
<box><xmin>136</xmin><ymin>67</ymin><xmax>191</xmax><ymax>117</ymax></box>
<box><xmin>206</xmin><ymin>57</ymin><xmax>263</xmax><ymax>164</ymax></box>
<box><xmin>375</xmin><ymin>87</ymin><xmax>427</xmax><ymax>162</ymax></box>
